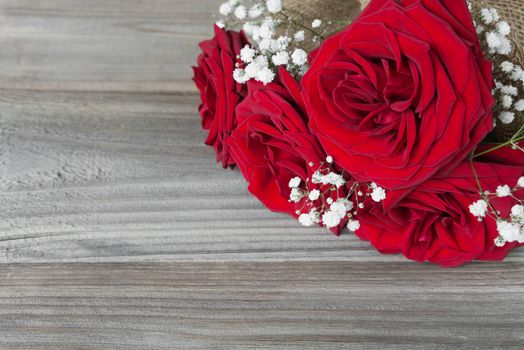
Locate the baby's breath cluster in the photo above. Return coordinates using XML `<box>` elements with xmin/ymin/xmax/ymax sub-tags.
<box><xmin>215</xmin><ymin>0</ymin><xmax>330</xmax><ymax>84</ymax></box>
<box><xmin>467</xmin><ymin>3</ymin><xmax>524</xmax><ymax>248</ymax></box>
<box><xmin>469</xmin><ymin>176</ymin><xmax>524</xmax><ymax>247</ymax></box>
<box><xmin>469</xmin><ymin>3</ymin><xmax>524</xmax><ymax>129</ymax></box>
<box><xmin>288</xmin><ymin>156</ymin><xmax>386</xmax><ymax>232</ymax></box>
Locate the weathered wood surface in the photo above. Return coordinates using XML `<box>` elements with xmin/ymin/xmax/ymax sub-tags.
<box><xmin>0</xmin><ymin>0</ymin><xmax>523</xmax><ymax>349</ymax></box>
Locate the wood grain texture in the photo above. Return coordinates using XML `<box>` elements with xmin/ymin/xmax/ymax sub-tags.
<box><xmin>0</xmin><ymin>0</ymin><xmax>218</xmax><ymax>93</ymax></box>
<box><xmin>1</xmin><ymin>262</ymin><xmax>524</xmax><ymax>350</ymax></box>
<box><xmin>1</xmin><ymin>0</ymin><xmax>524</xmax><ymax>349</ymax></box>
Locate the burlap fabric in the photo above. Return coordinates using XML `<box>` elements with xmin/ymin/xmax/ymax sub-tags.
<box><xmin>282</xmin><ymin>0</ymin><xmax>361</xmax><ymax>48</ymax></box>
<box><xmin>284</xmin><ymin>0</ymin><xmax>361</xmax><ymax>34</ymax></box>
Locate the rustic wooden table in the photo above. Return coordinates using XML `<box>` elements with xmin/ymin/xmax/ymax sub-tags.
<box><xmin>1</xmin><ymin>1</ymin><xmax>523</xmax><ymax>349</ymax></box>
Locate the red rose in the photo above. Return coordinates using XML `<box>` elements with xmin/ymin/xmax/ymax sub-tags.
<box><xmin>193</xmin><ymin>25</ymin><xmax>249</xmax><ymax>168</ymax></box>
<box><xmin>228</xmin><ymin>68</ymin><xmax>349</xmax><ymax>233</ymax></box>
<box><xmin>302</xmin><ymin>0</ymin><xmax>494</xmax><ymax>190</ymax></box>
<box><xmin>355</xmin><ymin>147</ymin><xmax>524</xmax><ymax>267</ymax></box>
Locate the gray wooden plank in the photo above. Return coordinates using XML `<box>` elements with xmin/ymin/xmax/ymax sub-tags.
<box><xmin>0</xmin><ymin>89</ymin><xmax>383</xmax><ymax>263</ymax></box>
<box><xmin>0</xmin><ymin>0</ymin><xmax>221</xmax><ymax>93</ymax></box>
<box><xmin>0</xmin><ymin>262</ymin><xmax>523</xmax><ymax>349</ymax></box>
<box><xmin>1</xmin><ymin>89</ymin><xmax>521</xmax><ymax>264</ymax></box>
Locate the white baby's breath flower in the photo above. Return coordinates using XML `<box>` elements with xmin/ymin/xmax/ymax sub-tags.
<box><xmin>254</xmin><ymin>55</ymin><xmax>269</xmax><ymax>67</ymax></box>
<box><xmin>245</xmin><ymin>55</ymin><xmax>269</xmax><ymax>79</ymax></box>
<box><xmin>499</xmin><ymin>111</ymin><xmax>515</xmax><ymax>124</ymax></box>
<box><xmin>244</xmin><ymin>62</ymin><xmax>258</xmax><ymax>78</ymax></box>
<box><xmin>270</xmin><ymin>36</ymin><xmax>289</xmax><ymax>52</ymax></box>
<box><xmin>494</xmin><ymin>235</ymin><xmax>506</xmax><ymax>247</ymax></box>
<box><xmin>481</xmin><ymin>8</ymin><xmax>494</xmax><ymax>24</ymax></box>
<box><xmin>497</xmin><ymin>36</ymin><xmax>512</xmax><ymax>55</ymax></box>
<box><xmin>288</xmin><ymin>176</ymin><xmax>301</xmax><ymax>189</ymax></box>
<box><xmin>266</xmin><ymin>0</ymin><xmax>282</xmax><ymax>14</ymax></box>
<box><xmin>248</xmin><ymin>4</ymin><xmax>263</xmax><ymax>18</ymax></box>
<box><xmin>234</xmin><ymin>5</ymin><xmax>247</xmax><ymax>19</ymax></box>
<box><xmin>299</xmin><ymin>213</ymin><xmax>314</xmax><ymax>226</ymax></box>
<box><xmin>371</xmin><ymin>186</ymin><xmax>386</xmax><ymax>202</ymax></box>
<box><xmin>499</xmin><ymin>84</ymin><xmax>518</xmax><ymax>96</ymax></box>
<box><xmin>510</xmin><ymin>66</ymin><xmax>524</xmax><ymax>82</ymax></box>
<box><xmin>511</xmin><ymin>205</ymin><xmax>524</xmax><ymax>222</ymax></box>
<box><xmin>322</xmin><ymin>211</ymin><xmax>341</xmax><ymax>228</ymax></box>
<box><xmin>497</xmin><ymin>220</ymin><xmax>522</xmax><ymax>243</ymax></box>
<box><xmin>501</xmin><ymin>61</ymin><xmax>514</xmax><ymax>73</ymax></box>
<box><xmin>233</xmin><ymin>69</ymin><xmax>249</xmax><ymax>83</ymax></box>
<box><xmin>219</xmin><ymin>2</ymin><xmax>233</xmax><ymax>16</ymax></box>
<box><xmin>330</xmin><ymin>199</ymin><xmax>353</xmax><ymax>219</ymax></box>
<box><xmin>326</xmin><ymin>156</ymin><xmax>333</xmax><ymax>163</ymax></box>
<box><xmin>312</xmin><ymin>171</ymin><xmax>323</xmax><ymax>184</ymax></box>
<box><xmin>486</xmin><ymin>31</ymin><xmax>501</xmax><ymax>49</ymax></box>
<box><xmin>240</xmin><ymin>45</ymin><xmax>256</xmax><ymax>63</ymax></box>
<box><xmin>347</xmin><ymin>220</ymin><xmax>360</xmax><ymax>232</ymax></box>
<box><xmin>290</xmin><ymin>188</ymin><xmax>303</xmax><ymax>203</ymax></box>
<box><xmin>312</xmin><ymin>19</ymin><xmax>322</xmax><ymax>28</ymax></box>
<box><xmin>469</xmin><ymin>200</ymin><xmax>488</xmax><ymax>218</ymax></box>
<box><xmin>272</xmin><ymin>51</ymin><xmax>289</xmax><ymax>66</ymax></box>
<box><xmin>308</xmin><ymin>189</ymin><xmax>321</xmax><ymax>201</ymax></box>
<box><xmin>294</xmin><ymin>30</ymin><xmax>305</xmax><ymax>42</ymax></box>
<box><xmin>322</xmin><ymin>172</ymin><xmax>345</xmax><ymax>188</ymax></box>
<box><xmin>518</xmin><ymin>176</ymin><xmax>524</xmax><ymax>188</ymax></box>
<box><xmin>501</xmin><ymin>95</ymin><xmax>513</xmax><ymax>109</ymax></box>
<box><xmin>216</xmin><ymin>20</ymin><xmax>226</xmax><ymax>28</ymax></box>
<box><xmin>257</xmin><ymin>28</ymin><xmax>271</xmax><ymax>42</ymax></box>
<box><xmin>516</xmin><ymin>99</ymin><xmax>524</xmax><ymax>112</ymax></box>
<box><xmin>299</xmin><ymin>209</ymin><xmax>319</xmax><ymax>227</ymax></box>
<box><xmin>476</xmin><ymin>25</ymin><xmax>485</xmax><ymax>35</ymax></box>
<box><xmin>496</xmin><ymin>184</ymin><xmax>512</xmax><ymax>197</ymax></box>
<box><xmin>257</xmin><ymin>66</ymin><xmax>275</xmax><ymax>84</ymax></box>
<box><xmin>242</xmin><ymin>22</ymin><xmax>255</xmax><ymax>35</ymax></box>
<box><xmin>291</xmin><ymin>48</ymin><xmax>308</xmax><ymax>66</ymax></box>
<box><xmin>497</xmin><ymin>21</ymin><xmax>511</xmax><ymax>36</ymax></box>
<box><xmin>258</xmin><ymin>38</ymin><xmax>271</xmax><ymax>51</ymax></box>
<box><xmin>490</xmin><ymin>8</ymin><xmax>500</xmax><ymax>22</ymax></box>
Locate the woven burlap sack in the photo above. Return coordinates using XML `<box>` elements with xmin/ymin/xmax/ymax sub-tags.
<box><xmin>284</xmin><ymin>0</ymin><xmax>362</xmax><ymax>33</ymax></box>
<box><xmin>282</xmin><ymin>0</ymin><xmax>361</xmax><ymax>50</ymax></box>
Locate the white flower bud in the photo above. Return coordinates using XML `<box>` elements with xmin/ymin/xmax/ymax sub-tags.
<box><xmin>291</xmin><ymin>48</ymin><xmax>308</xmax><ymax>66</ymax></box>
<box><xmin>371</xmin><ymin>187</ymin><xmax>386</xmax><ymax>202</ymax></box>
<box><xmin>294</xmin><ymin>31</ymin><xmax>305</xmax><ymax>42</ymax></box>
<box><xmin>347</xmin><ymin>220</ymin><xmax>360</xmax><ymax>232</ymax></box>
<box><xmin>234</xmin><ymin>5</ymin><xmax>247</xmax><ymax>20</ymax></box>
<box><xmin>288</xmin><ymin>176</ymin><xmax>301</xmax><ymax>188</ymax></box>
<box><xmin>240</xmin><ymin>45</ymin><xmax>256</xmax><ymax>63</ymax></box>
<box><xmin>272</xmin><ymin>51</ymin><xmax>289</xmax><ymax>66</ymax></box>
<box><xmin>266</xmin><ymin>0</ymin><xmax>282</xmax><ymax>14</ymax></box>
<box><xmin>499</xmin><ymin>111</ymin><xmax>515</xmax><ymax>124</ymax></box>
<box><xmin>219</xmin><ymin>2</ymin><xmax>233</xmax><ymax>16</ymax></box>
<box><xmin>496</xmin><ymin>185</ymin><xmax>512</xmax><ymax>197</ymax></box>
<box><xmin>469</xmin><ymin>199</ymin><xmax>488</xmax><ymax>218</ymax></box>
<box><xmin>312</xmin><ymin>19</ymin><xmax>322</xmax><ymax>28</ymax></box>
<box><xmin>308</xmin><ymin>189</ymin><xmax>321</xmax><ymax>201</ymax></box>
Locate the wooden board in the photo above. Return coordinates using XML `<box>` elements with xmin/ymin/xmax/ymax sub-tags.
<box><xmin>1</xmin><ymin>0</ymin><xmax>523</xmax><ymax>348</ymax></box>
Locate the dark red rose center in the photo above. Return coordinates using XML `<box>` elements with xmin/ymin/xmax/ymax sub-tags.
<box><xmin>331</xmin><ymin>55</ymin><xmax>419</xmax><ymax>135</ymax></box>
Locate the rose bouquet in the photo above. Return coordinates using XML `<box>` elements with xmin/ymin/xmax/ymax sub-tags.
<box><xmin>193</xmin><ymin>0</ymin><xmax>524</xmax><ymax>267</ymax></box>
